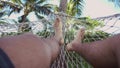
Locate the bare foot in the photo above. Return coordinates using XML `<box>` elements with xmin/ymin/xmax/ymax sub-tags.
<box><xmin>54</xmin><ymin>18</ymin><xmax>64</xmax><ymax>45</ymax></box>
<box><xmin>66</xmin><ymin>28</ymin><xmax>85</xmax><ymax>51</ymax></box>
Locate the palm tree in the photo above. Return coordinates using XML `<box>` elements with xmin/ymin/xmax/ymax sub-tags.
<box><xmin>0</xmin><ymin>0</ymin><xmax>57</xmax><ymax>22</ymax></box>
<box><xmin>0</xmin><ymin>0</ymin><xmax>58</xmax><ymax>32</ymax></box>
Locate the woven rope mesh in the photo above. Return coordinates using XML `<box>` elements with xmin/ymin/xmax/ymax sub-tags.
<box><xmin>0</xmin><ymin>13</ymin><xmax>120</xmax><ymax>68</ymax></box>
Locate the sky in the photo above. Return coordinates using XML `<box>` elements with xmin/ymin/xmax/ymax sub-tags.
<box><xmin>8</xmin><ymin>0</ymin><xmax>120</xmax><ymax>20</ymax></box>
<box><xmin>49</xmin><ymin>0</ymin><xmax>120</xmax><ymax>34</ymax></box>
<box><xmin>50</xmin><ymin>0</ymin><xmax>120</xmax><ymax>18</ymax></box>
<box><xmin>82</xmin><ymin>0</ymin><xmax>120</xmax><ymax>18</ymax></box>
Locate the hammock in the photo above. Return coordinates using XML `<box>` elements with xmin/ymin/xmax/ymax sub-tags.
<box><xmin>0</xmin><ymin>13</ymin><xmax>120</xmax><ymax>68</ymax></box>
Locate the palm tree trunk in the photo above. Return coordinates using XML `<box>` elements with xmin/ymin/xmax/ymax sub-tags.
<box><xmin>58</xmin><ymin>0</ymin><xmax>67</xmax><ymax>36</ymax></box>
<box><xmin>18</xmin><ymin>15</ymin><xmax>26</xmax><ymax>32</ymax></box>
<box><xmin>18</xmin><ymin>10</ymin><xmax>30</xmax><ymax>33</ymax></box>
<box><xmin>59</xmin><ymin>0</ymin><xmax>67</xmax><ymax>12</ymax></box>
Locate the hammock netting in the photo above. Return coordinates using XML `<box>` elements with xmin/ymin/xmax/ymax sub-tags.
<box><xmin>0</xmin><ymin>13</ymin><xmax>120</xmax><ymax>68</ymax></box>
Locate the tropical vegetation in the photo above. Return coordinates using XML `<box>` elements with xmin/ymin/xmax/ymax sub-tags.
<box><xmin>0</xmin><ymin>0</ymin><xmax>58</xmax><ymax>22</ymax></box>
<box><xmin>0</xmin><ymin>0</ymin><xmax>117</xmax><ymax>68</ymax></box>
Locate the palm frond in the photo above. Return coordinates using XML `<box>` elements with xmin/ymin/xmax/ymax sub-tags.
<box><xmin>43</xmin><ymin>4</ymin><xmax>59</xmax><ymax>11</ymax></box>
<box><xmin>67</xmin><ymin>0</ymin><xmax>84</xmax><ymax>17</ymax></box>
<box><xmin>0</xmin><ymin>1</ymin><xmax>22</xmax><ymax>13</ymax></box>
<box><xmin>11</xmin><ymin>0</ymin><xmax>24</xmax><ymax>6</ymax></box>
<box><xmin>34</xmin><ymin>5</ymin><xmax>51</xmax><ymax>15</ymax></box>
<box><xmin>0</xmin><ymin>0</ymin><xmax>55</xmax><ymax>22</ymax></box>
<box><xmin>35</xmin><ymin>12</ymin><xmax>44</xmax><ymax>19</ymax></box>
<box><xmin>74</xmin><ymin>0</ymin><xmax>84</xmax><ymax>16</ymax></box>
<box><xmin>108</xmin><ymin>0</ymin><xmax>120</xmax><ymax>7</ymax></box>
<box><xmin>36</xmin><ymin>0</ymin><xmax>46</xmax><ymax>4</ymax></box>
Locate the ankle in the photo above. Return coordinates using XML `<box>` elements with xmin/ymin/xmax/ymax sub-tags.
<box><xmin>67</xmin><ymin>41</ymin><xmax>81</xmax><ymax>51</ymax></box>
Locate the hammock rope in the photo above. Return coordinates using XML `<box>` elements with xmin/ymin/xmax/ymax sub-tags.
<box><xmin>0</xmin><ymin>12</ymin><xmax>120</xmax><ymax>68</ymax></box>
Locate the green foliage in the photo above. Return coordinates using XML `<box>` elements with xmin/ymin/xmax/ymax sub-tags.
<box><xmin>80</xmin><ymin>17</ymin><xmax>104</xmax><ymax>30</ymax></box>
<box><xmin>65</xmin><ymin>29</ymin><xmax>75</xmax><ymax>43</ymax></box>
<box><xmin>66</xmin><ymin>0</ymin><xmax>84</xmax><ymax>17</ymax></box>
<box><xmin>0</xmin><ymin>32</ymin><xmax>19</xmax><ymax>37</ymax></box>
<box><xmin>0</xmin><ymin>21</ymin><xmax>7</xmax><ymax>24</ymax></box>
<box><xmin>66</xmin><ymin>50</ymin><xmax>93</xmax><ymax>68</ymax></box>
<box><xmin>0</xmin><ymin>1</ymin><xmax>22</xmax><ymax>17</ymax></box>
<box><xmin>0</xmin><ymin>19</ymin><xmax>18</xmax><ymax>24</ymax></box>
<box><xmin>36</xmin><ymin>30</ymin><xmax>51</xmax><ymax>38</ymax></box>
<box><xmin>0</xmin><ymin>0</ymin><xmax>58</xmax><ymax>22</ymax></box>
<box><xmin>84</xmin><ymin>31</ymin><xmax>111</xmax><ymax>42</ymax></box>
<box><xmin>11</xmin><ymin>0</ymin><xmax>23</xmax><ymax>5</ymax></box>
<box><xmin>66</xmin><ymin>17</ymin><xmax>103</xmax><ymax>32</ymax></box>
<box><xmin>0</xmin><ymin>0</ymin><xmax>58</xmax><ymax>32</ymax></box>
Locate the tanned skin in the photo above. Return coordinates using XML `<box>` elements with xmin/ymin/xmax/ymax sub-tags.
<box><xmin>67</xmin><ymin>28</ymin><xmax>120</xmax><ymax>68</ymax></box>
<box><xmin>0</xmin><ymin>18</ymin><xmax>64</xmax><ymax>68</ymax></box>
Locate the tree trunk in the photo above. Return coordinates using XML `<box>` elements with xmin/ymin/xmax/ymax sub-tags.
<box><xmin>59</xmin><ymin>0</ymin><xmax>67</xmax><ymax>12</ymax></box>
<box><xmin>18</xmin><ymin>9</ymin><xmax>31</xmax><ymax>33</ymax></box>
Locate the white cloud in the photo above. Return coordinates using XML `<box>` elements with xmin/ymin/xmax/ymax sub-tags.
<box><xmin>48</xmin><ymin>0</ymin><xmax>60</xmax><ymax>6</ymax></box>
<box><xmin>82</xmin><ymin>0</ymin><xmax>120</xmax><ymax>18</ymax></box>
